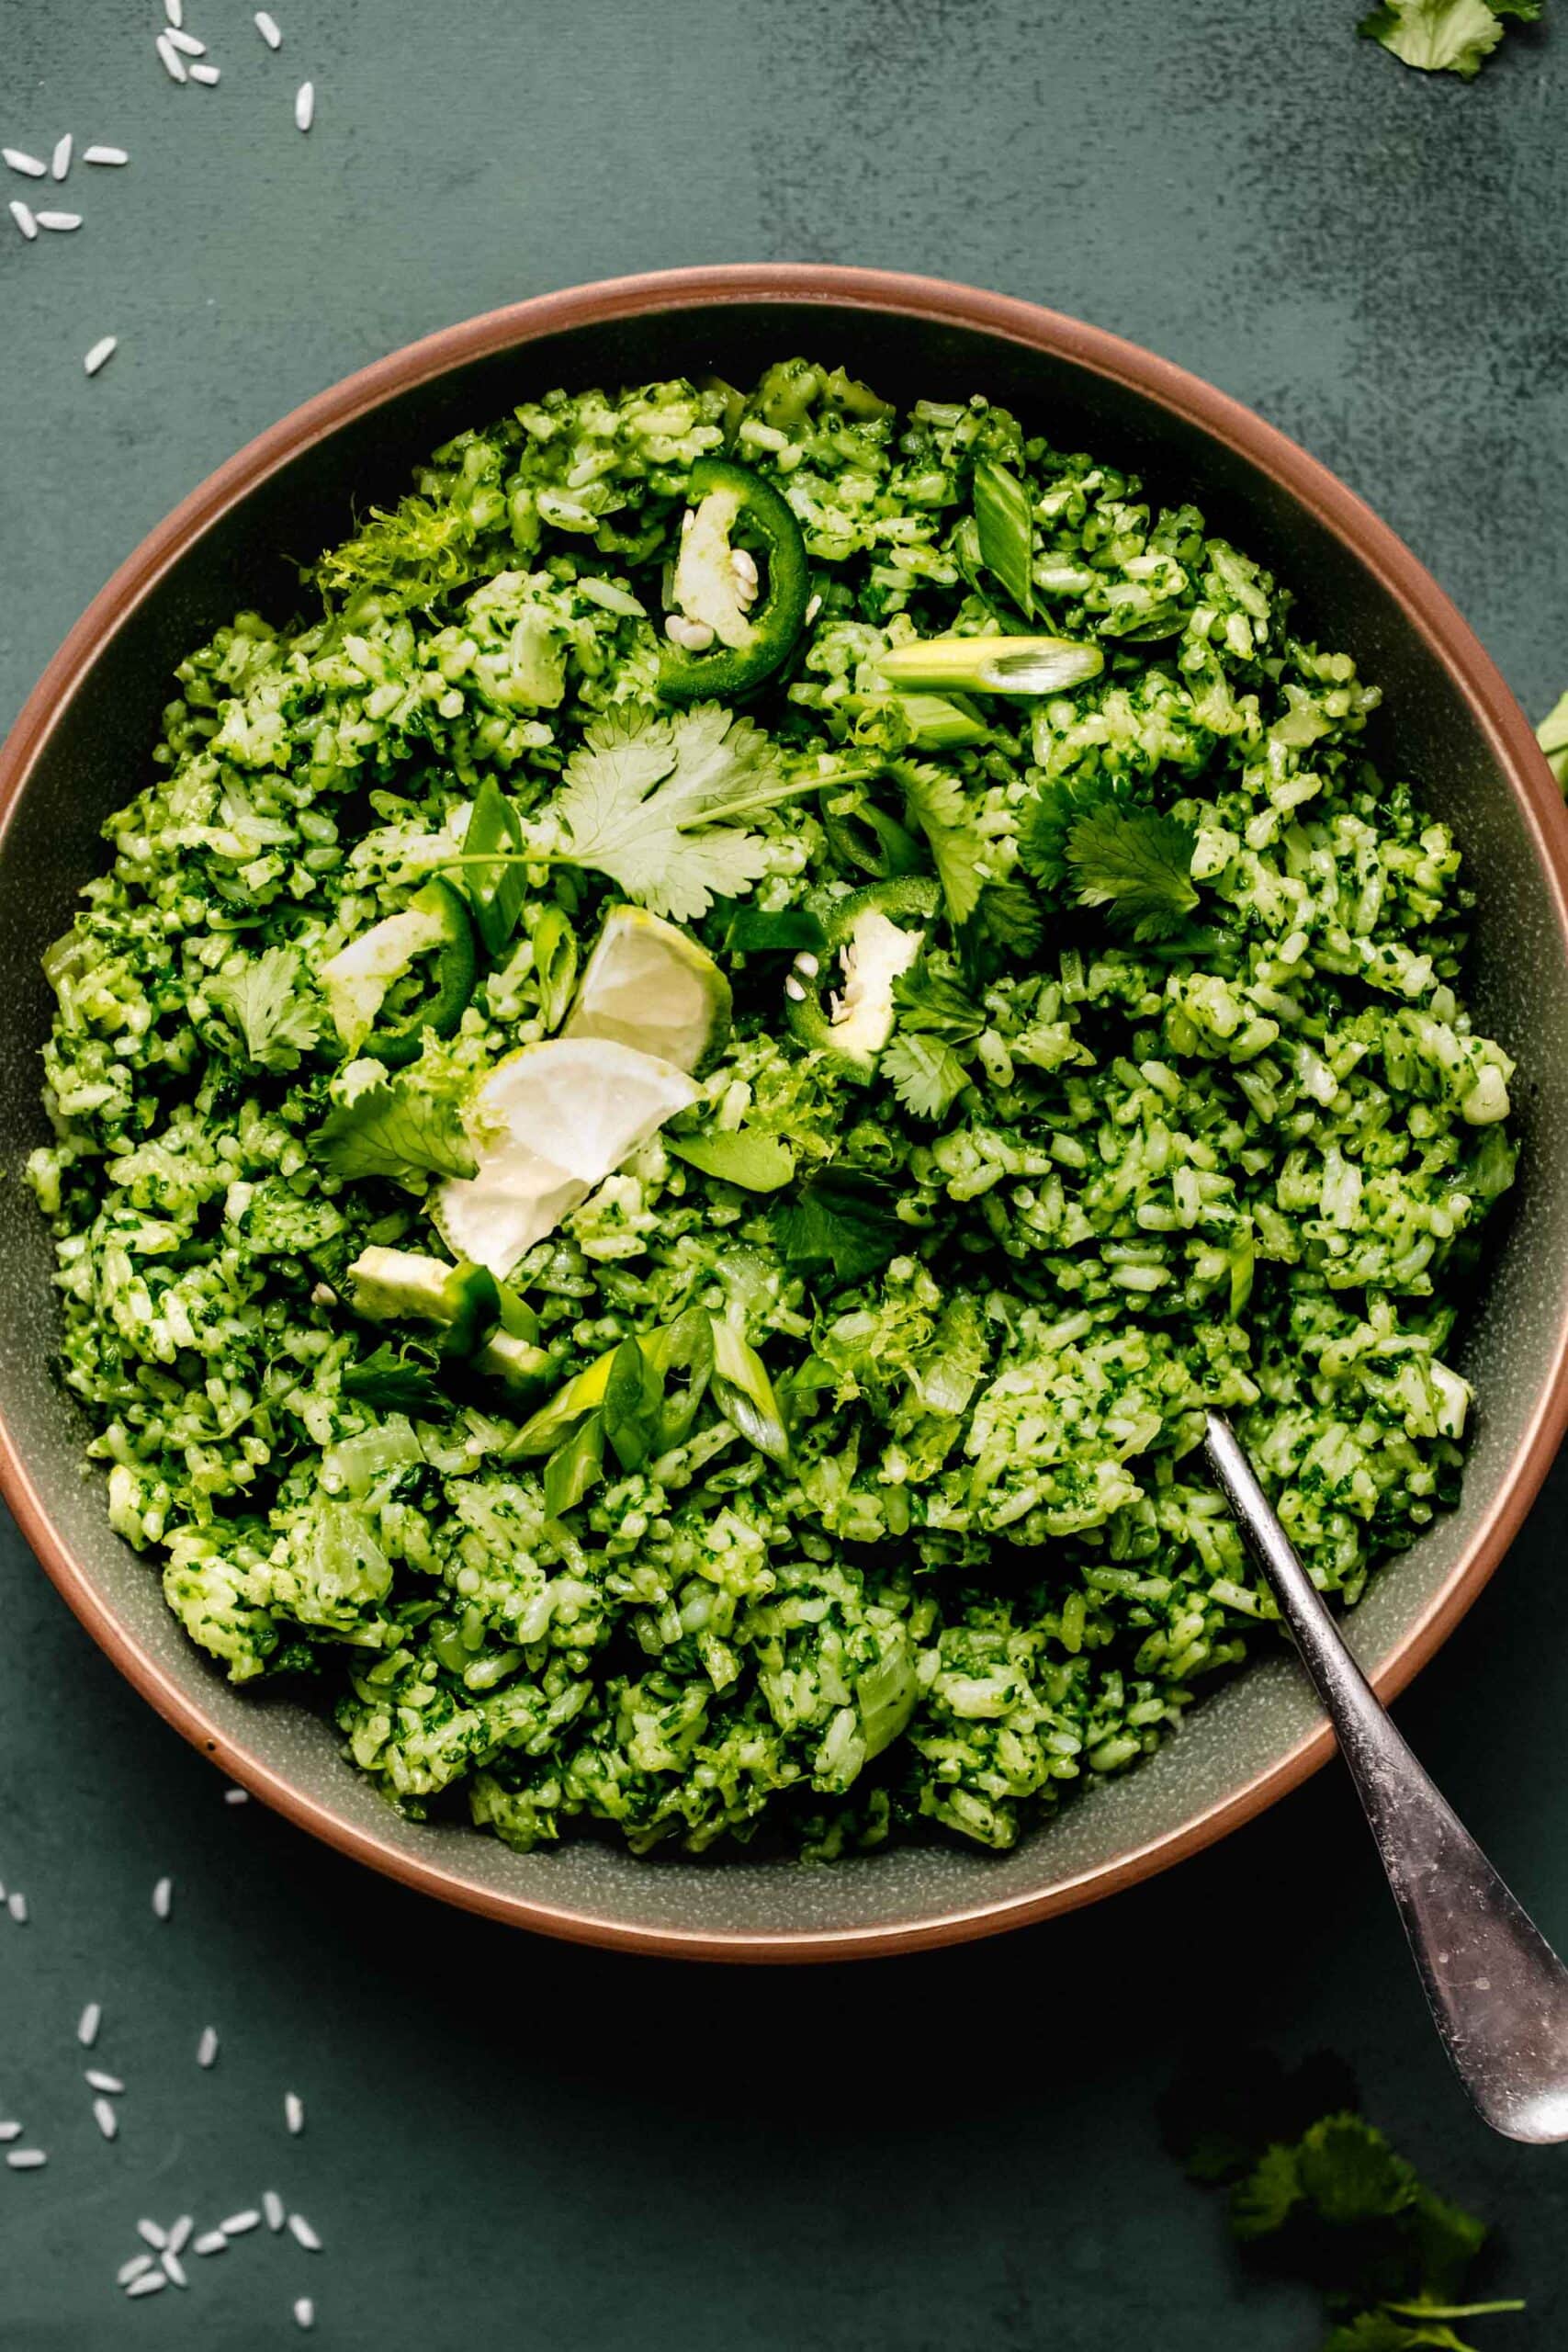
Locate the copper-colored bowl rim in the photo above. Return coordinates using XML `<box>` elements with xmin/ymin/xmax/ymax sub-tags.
<box><xmin>4</xmin><ymin>264</ymin><xmax>1567</xmax><ymax>1962</ymax></box>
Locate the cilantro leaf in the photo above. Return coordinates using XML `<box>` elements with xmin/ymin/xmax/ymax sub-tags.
<box><xmin>1066</xmin><ymin>806</ymin><xmax>1198</xmax><ymax>941</ymax></box>
<box><xmin>313</xmin><ymin>1061</ymin><xmax>477</xmax><ymax>1189</ymax></box>
<box><xmin>896</xmin><ymin>759</ymin><xmax>987</xmax><ymax>925</ymax></box>
<box><xmin>1297</xmin><ymin>2114</ymin><xmax>1416</xmax><ymax>2229</ymax></box>
<box><xmin>884</xmin><ymin>1034</ymin><xmax>972</xmax><ymax>1121</ymax></box>
<box><xmin>1358</xmin><ymin>0</ymin><xmax>1507</xmax><ymax>77</ymax></box>
<box><xmin>1017</xmin><ymin>771</ymin><xmax>1129</xmax><ymax>892</ymax></box>
<box><xmin>549</xmin><ymin>702</ymin><xmax>815</xmax><ymax>924</ymax></box>
<box><xmin>342</xmin><ymin>1342</ymin><xmax>447</xmax><ymax>1418</ymax></box>
<box><xmin>667</xmin><ymin>1128</ymin><xmax>798</xmax><ymax>1192</ymax></box>
<box><xmin>1230</xmin><ymin>2143</ymin><xmax>1304</xmax><ymax>2242</ymax></box>
<box><xmin>770</xmin><ymin>1166</ymin><xmax>905</xmax><ymax>1284</ymax></box>
<box><xmin>973</xmin><ymin>876</ymin><xmax>1043</xmax><ymax>956</ymax></box>
<box><xmin>208</xmin><ymin>945</ymin><xmax>321</xmax><ymax>1072</ymax></box>
<box><xmin>891</xmin><ymin>966</ymin><xmax>985</xmax><ymax>1041</ymax></box>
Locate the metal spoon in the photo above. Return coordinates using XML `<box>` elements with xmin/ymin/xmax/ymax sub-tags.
<box><xmin>1203</xmin><ymin>1410</ymin><xmax>1568</xmax><ymax>2143</ymax></box>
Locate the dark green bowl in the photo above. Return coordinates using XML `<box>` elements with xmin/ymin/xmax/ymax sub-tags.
<box><xmin>4</xmin><ymin>266</ymin><xmax>1566</xmax><ymax>1959</ymax></box>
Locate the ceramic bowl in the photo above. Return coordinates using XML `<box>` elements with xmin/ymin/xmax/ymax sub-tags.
<box><xmin>4</xmin><ymin>266</ymin><xmax>1566</xmax><ymax>1958</ymax></box>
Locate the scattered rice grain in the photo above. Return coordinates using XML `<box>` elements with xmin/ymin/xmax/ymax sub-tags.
<box><xmin>93</xmin><ymin>2098</ymin><xmax>118</xmax><ymax>2142</ymax></box>
<box><xmin>165</xmin><ymin>2216</ymin><xmax>192</xmax><ymax>2256</ymax></box>
<box><xmin>84</xmin><ymin>145</ymin><xmax>130</xmax><ymax>165</ymax></box>
<box><xmin>223</xmin><ymin>1786</ymin><xmax>249</xmax><ymax>1805</ymax></box>
<box><xmin>161</xmin><ymin>2251</ymin><xmax>188</xmax><ymax>2290</ymax></box>
<box><xmin>164</xmin><ymin>0</ymin><xmax>183</xmax><ymax>23</ymax></box>
<box><xmin>51</xmin><ymin>134</ymin><xmax>72</xmax><ymax>179</ymax></box>
<box><xmin>220</xmin><ymin>2209</ymin><xmax>261</xmax><ymax>2235</ymax></box>
<box><xmin>255</xmin><ymin>9</ymin><xmax>283</xmax><ymax>46</ymax></box>
<box><xmin>193</xmin><ymin>2231</ymin><xmax>227</xmax><ymax>2256</ymax></box>
<box><xmin>8</xmin><ymin>1891</ymin><xmax>28</xmax><ymax>1923</ymax></box>
<box><xmin>86</xmin><ymin>2070</ymin><xmax>124</xmax><ymax>2095</ymax></box>
<box><xmin>77</xmin><ymin>2002</ymin><xmax>102</xmax><ymax>2047</ymax></box>
<box><xmin>6</xmin><ymin>2149</ymin><xmax>46</xmax><ymax>2170</ymax></box>
<box><xmin>189</xmin><ymin>62</ymin><xmax>220</xmax><ymax>85</ymax></box>
<box><xmin>35</xmin><ymin>211</ymin><xmax>82</xmax><ymax>232</ymax></box>
<box><xmin>164</xmin><ymin>27</ymin><xmax>206</xmax><ymax>55</ymax></box>
<box><xmin>0</xmin><ymin>2122</ymin><xmax>20</xmax><ymax>2143</ymax></box>
<box><xmin>155</xmin><ymin>34</ymin><xmax>188</xmax><ymax>83</ymax></box>
<box><xmin>197</xmin><ymin>2026</ymin><xmax>219</xmax><ymax>2068</ymax></box>
<box><xmin>152</xmin><ymin>1876</ymin><xmax>173</xmax><ymax>1920</ymax></box>
<box><xmin>264</xmin><ymin>2189</ymin><xmax>286</xmax><ymax>2232</ymax></box>
<box><xmin>126</xmin><ymin>2272</ymin><xmax>165</xmax><ymax>2299</ymax></box>
<box><xmin>8</xmin><ymin>200</ymin><xmax>37</xmax><ymax>240</ymax></box>
<box><xmin>84</xmin><ymin>336</ymin><xmax>118</xmax><ymax>378</ymax></box>
<box><xmin>288</xmin><ymin>2213</ymin><xmax>321</xmax><ymax>2252</ymax></box>
<box><xmin>3</xmin><ymin>147</ymin><xmax>46</xmax><ymax>177</ymax></box>
<box><xmin>136</xmin><ymin>2219</ymin><xmax>167</xmax><ymax>2250</ymax></box>
<box><xmin>117</xmin><ymin>2254</ymin><xmax>155</xmax><ymax>2286</ymax></box>
<box><xmin>284</xmin><ymin>2091</ymin><xmax>304</xmax><ymax>2135</ymax></box>
<box><xmin>294</xmin><ymin>81</ymin><xmax>314</xmax><ymax>131</ymax></box>
<box><xmin>294</xmin><ymin>2301</ymin><xmax>315</xmax><ymax>2332</ymax></box>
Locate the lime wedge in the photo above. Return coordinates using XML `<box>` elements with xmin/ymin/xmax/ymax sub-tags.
<box><xmin>565</xmin><ymin>906</ymin><xmax>732</xmax><ymax>1074</ymax></box>
<box><xmin>434</xmin><ymin>1037</ymin><xmax>699</xmax><ymax>1279</ymax></box>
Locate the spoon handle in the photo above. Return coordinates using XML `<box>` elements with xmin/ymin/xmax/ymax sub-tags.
<box><xmin>1203</xmin><ymin>1411</ymin><xmax>1568</xmax><ymax>2143</ymax></box>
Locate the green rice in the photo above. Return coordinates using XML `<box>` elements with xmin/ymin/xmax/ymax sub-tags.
<box><xmin>27</xmin><ymin>358</ymin><xmax>1516</xmax><ymax>1858</ymax></box>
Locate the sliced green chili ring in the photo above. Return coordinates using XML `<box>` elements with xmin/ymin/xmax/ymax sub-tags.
<box><xmin>460</xmin><ymin>778</ymin><xmax>526</xmax><ymax>957</ymax></box>
<box><xmin>438</xmin><ymin>1261</ymin><xmax>500</xmax><ymax>1363</ymax></box>
<box><xmin>711</xmin><ymin>902</ymin><xmax>828</xmax><ymax>956</ymax></box>
<box><xmin>660</xmin><ymin>457</ymin><xmax>810</xmax><ymax>704</ymax></box>
<box><xmin>364</xmin><ymin>878</ymin><xmax>477</xmax><ymax>1069</ymax></box>
<box><xmin>531</xmin><ymin>903</ymin><xmax>578</xmax><ymax>1035</ymax></box>
<box><xmin>784</xmin><ymin>876</ymin><xmax>942</xmax><ymax>1077</ymax></box>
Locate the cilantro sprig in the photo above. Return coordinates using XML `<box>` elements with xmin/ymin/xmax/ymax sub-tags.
<box><xmin>1164</xmin><ymin>2054</ymin><xmax>1525</xmax><ymax>2352</ymax></box>
<box><xmin>1018</xmin><ymin>773</ymin><xmax>1200</xmax><ymax>943</ymax></box>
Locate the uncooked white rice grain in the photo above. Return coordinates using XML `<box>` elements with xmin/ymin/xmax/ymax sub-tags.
<box><xmin>84</xmin><ymin>337</ymin><xmax>118</xmax><ymax>377</ymax></box>
<box><xmin>35</xmin><ymin>210</ymin><xmax>82</xmax><ymax>231</ymax></box>
<box><xmin>294</xmin><ymin>2301</ymin><xmax>315</xmax><ymax>2332</ymax></box>
<box><xmin>4</xmin><ymin>147</ymin><xmax>46</xmax><ymax>177</ymax></box>
<box><xmin>6</xmin><ymin>2149</ymin><xmax>46</xmax><ymax>2170</ymax></box>
<box><xmin>284</xmin><ymin>2091</ymin><xmax>304</xmax><ymax>2135</ymax></box>
<box><xmin>264</xmin><ymin>2189</ymin><xmax>286</xmax><ymax>2233</ymax></box>
<box><xmin>164</xmin><ymin>0</ymin><xmax>182</xmax><ymax>23</ymax></box>
<box><xmin>155</xmin><ymin>34</ymin><xmax>188</xmax><ymax>83</ymax></box>
<box><xmin>93</xmin><ymin>2098</ymin><xmax>118</xmax><ymax>2142</ymax></box>
<box><xmin>8</xmin><ymin>200</ymin><xmax>37</xmax><ymax>239</ymax></box>
<box><xmin>193</xmin><ymin>2231</ymin><xmax>227</xmax><ymax>2256</ymax></box>
<box><xmin>51</xmin><ymin>134</ymin><xmax>72</xmax><ymax>179</ymax></box>
<box><xmin>197</xmin><ymin>2027</ymin><xmax>219</xmax><ymax>2068</ymax></box>
<box><xmin>136</xmin><ymin>2219</ymin><xmax>167</xmax><ymax>2250</ymax></box>
<box><xmin>189</xmin><ymin>62</ymin><xmax>220</xmax><ymax>85</ymax></box>
<box><xmin>288</xmin><ymin>2214</ymin><xmax>321</xmax><ymax>2252</ymax></box>
<box><xmin>223</xmin><ymin>1785</ymin><xmax>249</xmax><ymax>1805</ymax></box>
<box><xmin>161</xmin><ymin>2251</ymin><xmax>187</xmax><ymax>2290</ymax></box>
<box><xmin>86</xmin><ymin>2071</ymin><xmax>124</xmax><ymax>2095</ymax></box>
<box><xmin>152</xmin><ymin>1876</ymin><xmax>173</xmax><ymax>1920</ymax></box>
<box><xmin>164</xmin><ymin>28</ymin><xmax>206</xmax><ymax>54</ymax></box>
<box><xmin>294</xmin><ymin>81</ymin><xmax>314</xmax><ymax>131</ymax></box>
<box><xmin>126</xmin><ymin>2272</ymin><xmax>165</xmax><ymax>2299</ymax></box>
<box><xmin>77</xmin><ymin>2002</ymin><xmax>102</xmax><ymax>2047</ymax></box>
<box><xmin>220</xmin><ymin>2210</ymin><xmax>261</xmax><ymax>2235</ymax></box>
<box><xmin>0</xmin><ymin>2122</ymin><xmax>20</xmax><ymax>2142</ymax></box>
<box><xmin>117</xmin><ymin>2254</ymin><xmax>155</xmax><ymax>2286</ymax></box>
<box><xmin>165</xmin><ymin>2216</ymin><xmax>192</xmax><ymax>2256</ymax></box>
<box><xmin>255</xmin><ymin>9</ymin><xmax>282</xmax><ymax>45</ymax></box>
<box><xmin>84</xmin><ymin>145</ymin><xmax>129</xmax><ymax>165</ymax></box>
<box><xmin>8</xmin><ymin>1891</ymin><xmax>28</xmax><ymax>1922</ymax></box>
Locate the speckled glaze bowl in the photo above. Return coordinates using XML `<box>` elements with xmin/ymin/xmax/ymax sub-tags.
<box><xmin>4</xmin><ymin>266</ymin><xmax>1567</xmax><ymax>1961</ymax></box>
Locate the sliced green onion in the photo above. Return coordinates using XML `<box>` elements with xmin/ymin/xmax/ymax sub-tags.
<box><xmin>875</xmin><ymin>633</ymin><xmax>1104</xmax><ymax>697</ymax></box>
<box><xmin>709</xmin><ymin>1318</ymin><xmax>790</xmax><ymax>1464</ymax></box>
<box><xmin>973</xmin><ymin>458</ymin><xmax>1035</xmax><ymax>619</ymax></box>
<box><xmin>502</xmin><ymin>1342</ymin><xmax>617</xmax><ymax>1458</ymax></box>
<box><xmin>603</xmin><ymin>1335</ymin><xmax>662</xmax><ymax>1472</ymax></box>
<box><xmin>543</xmin><ymin>1410</ymin><xmax>605</xmax><ymax>1517</ymax></box>
<box><xmin>887</xmin><ymin>691</ymin><xmax>990</xmax><ymax>749</ymax></box>
<box><xmin>648</xmin><ymin>1306</ymin><xmax>715</xmax><ymax>1453</ymax></box>
<box><xmin>460</xmin><ymin>778</ymin><xmax>527</xmax><ymax>957</ymax></box>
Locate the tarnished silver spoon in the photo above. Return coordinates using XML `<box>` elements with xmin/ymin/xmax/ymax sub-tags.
<box><xmin>1204</xmin><ymin>1410</ymin><xmax>1568</xmax><ymax>2143</ymax></box>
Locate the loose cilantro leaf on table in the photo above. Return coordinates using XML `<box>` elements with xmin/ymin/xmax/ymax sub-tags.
<box><xmin>771</xmin><ymin>1166</ymin><xmax>906</xmax><ymax>1284</ymax></box>
<box><xmin>342</xmin><ymin>1342</ymin><xmax>447</xmax><ymax>1418</ymax></box>
<box><xmin>1358</xmin><ymin>0</ymin><xmax>1526</xmax><ymax>77</ymax></box>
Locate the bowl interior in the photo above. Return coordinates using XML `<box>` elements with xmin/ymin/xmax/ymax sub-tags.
<box><xmin>4</xmin><ymin>284</ymin><xmax>1566</xmax><ymax>1955</ymax></box>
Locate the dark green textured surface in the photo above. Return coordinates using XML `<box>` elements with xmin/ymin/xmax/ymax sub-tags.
<box><xmin>2</xmin><ymin>2</ymin><xmax>1566</xmax><ymax>2341</ymax></box>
